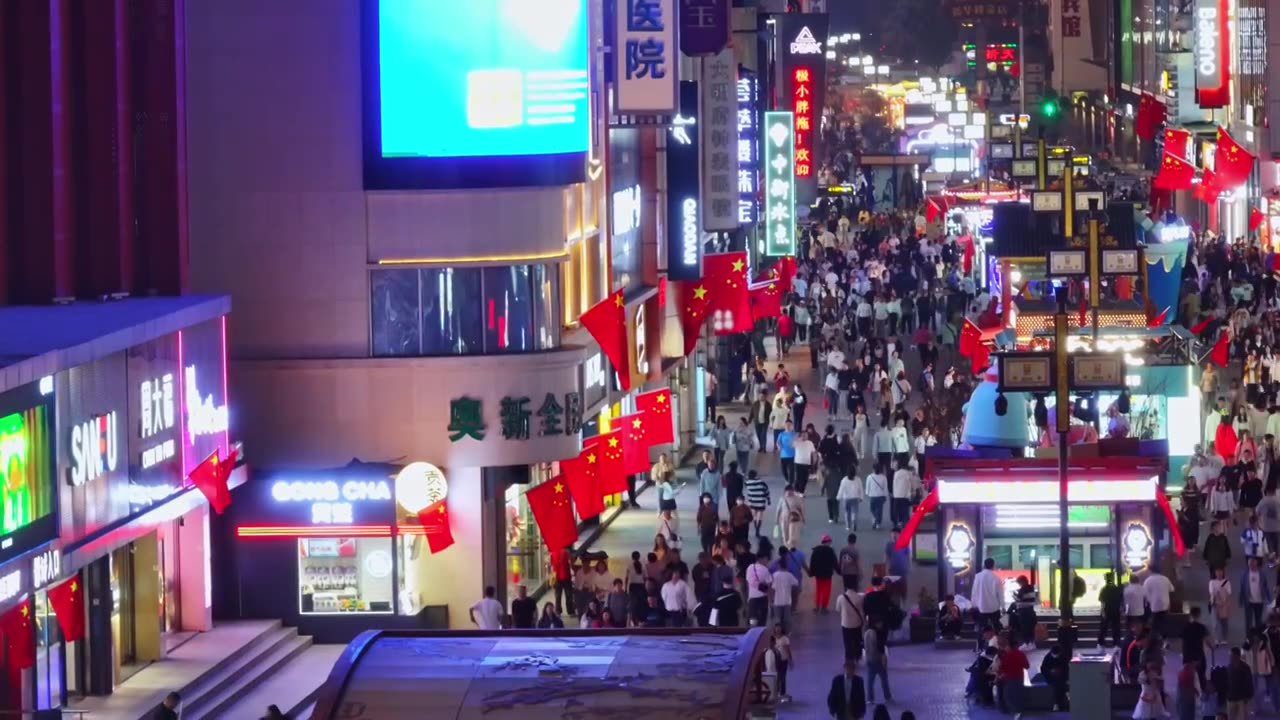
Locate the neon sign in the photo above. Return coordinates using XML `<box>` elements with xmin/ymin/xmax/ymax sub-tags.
<box><xmin>271</xmin><ymin>479</ymin><xmax>392</xmax><ymax>526</ymax></box>
<box><xmin>789</xmin><ymin>26</ymin><xmax>822</xmax><ymax>55</ymax></box>
<box><xmin>185</xmin><ymin>366</ymin><xmax>228</xmax><ymax>441</ymax></box>
<box><xmin>736</xmin><ymin>74</ymin><xmax>758</xmax><ymax>224</ymax></box>
<box><xmin>791</xmin><ymin>67</ymin><xmax>814</xmax><ymax>179</ymax></box>
<box><xmin>139</xmin><ymin>374</ymin><xmax>177</xmax><ymax>470</ymax></box>
<box><xmin>1194</xmin><ymin>0</ymin><xmax>1229</xmax><ymax>108</ymax></box>
<box><xmin>1122</xmin><ymin>522</ymin><xmax>1153</xmax><ymax>571</ymax></box>
<box><xmin>762</xmin><ymin>112</ymin><xmax>795</xmax><ymax>256</ymax></box>
<box><xmin>68</xmin><ymin>413</ymin><xmax>120</xmax><ymax>487</ymax></box>
<box><xmin>944</xmin><ymin>522</ymin><xmax>975</xmax><ymax>572</ymax></box>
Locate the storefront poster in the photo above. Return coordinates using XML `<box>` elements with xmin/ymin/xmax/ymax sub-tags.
<box><xmin>127</xmin><ymin>334</ymin><xmax>184</xmax><ymax>511</ymax></box>
<box><xmin>699</xmin><ymin>49</ymin><xmax>738</xmax><ymax>231</ymax></box>
<box><xmin>179</xmin><ymin>318</ymin><xmax>230</xmax><ymax>478</ymax></box>
<box><xmin>609</xmin><ymin>128</ymin><xmax>643</xmax><ymax>291</ymax></box>
<box><xmin>56</xmin><ymin>353</ymin><xmax>133</xmax><ymax>540</ymax></box>
<box><xmin>0</xmin><ymin>381</ymin><xmax>57</xmax><ymax>565</ymax></box>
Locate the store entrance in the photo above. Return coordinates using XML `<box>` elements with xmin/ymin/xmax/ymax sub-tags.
<box><xmin>107</xmin><ymin>534</ymin><xmax>163</xmax><ymax>685</ymax></box>
<box><xmin>980</xmin><ymin>505</ymin><xmax>1117</xmax><ymax>613</ymax></box>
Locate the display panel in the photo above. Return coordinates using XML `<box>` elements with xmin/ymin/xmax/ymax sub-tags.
<box><xmin>0</xmin><ymin>381</ymin><xmax>57</xmax><ymax>564</ymax></box>
<box><xmin>362</xmin><ymin>0</ymin><xmax>591</xmax><ymax>189</ymax></box>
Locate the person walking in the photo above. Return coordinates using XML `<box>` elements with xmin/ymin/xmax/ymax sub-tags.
<box><xmin>809</xmin><ymin>534</ymin><xmax>838</xmax><ymax>612</ymax></box>
<box><xmin>510</xmin><ymin>585</ymin><xmax>537</xmax><ymax>629</ymax></box>
<box><xmin>1098</xmin><ymin>572</ymin><xmax>1124</xmax><ymax>647</ymax></box>
<box><xmin>1239</xmin><ymin>557</ymin><xmax>1273</xmax><ymax>637</ymax></box>
<box><xmin>864</xmin><ymin>465</ymin><xmax>888</xmax><ymax>530</ymax></box>
<box><xmin>1133</xmin><ymin>659</ymin><xmax>1168</xmax><ymax>719</ymax></box>
<box><xmin>660</xmin><ymin>567</ymin><xmax>694</xmax><ymax>627</ymax></box>
<box><xmin>1210</xmin><ymin>566</ymin><xmax>1233</xmax><ymax>646</ymax></box>
<box><xmin>697</xmin><ymin>493</ymin><xmax>719</xmax><ymax>554</ymax></box>
<box><xmin>744</xmin><ymin>470</ymin><xmax>771</xmax><ymax>538</ymax></box>
<box><xmin>793</xmin><ymin>429</ymin><xmax>817</xmax><ymax>495</ymax></box>
<box><xmin>838</xmin><ymin>582</ymin><xmax>865</xmax><ymax>660</ymax></box>
<box><xmin>1226</xmin><ymin>646</ymin><xmax>1255</xmax><ymax>720</ymax></box>
<box><xmin>863</xmin><ymin>620</ymin><xmax>893</xmax><ymax>705</ymax></box>
<box><xmin>777</xmin><ymin>420</ymin><xmax>797</xmax><ymax>486</ymax></box>
<box><xmin>770</xmin><ymin>554</ymin><xmax>798</xmax><ymax>634</ymax></box>
<box><xmin>776</xmin><ymin>485</ymin><xmax>805</xmax><ymax>549</ymax></box>
<box><xmin>827</xmin><ymin>660</ymin><xmax>868</xmax><ymax>720</ymax></box>
<box><xmin>723</xmin><ymin>460</ymin><xmax>745</xmax><ymax>508</ymax></box>
<box><xmin>1124</xmin><ymin>574</ymin><xmax>1147</xmax><ymax>632</ymax></box>
<box><xmin>996</xmin><ymin>632</ymin><xmax>1029</xmax><ymax>718</ymax></box>
<box><xmin>698</xmin><ymin>458</ymin><xmax>721</xmax><ymax>514</ymax></box>
<box><xmin>746</xmin><ymin>552</ymin><xmax>773</xmax><ymax>627</ymax></box>
<box><xmin>837</xmin><ymin>470</ymin><xmax>864</xmax><ymax>530</ymax></box>
<box><xmin>889</xmin><ymin>461</ymin><xmax>913</xmax><ymax>532</ymax></box>
<box><xmin>733</xmin><ymin>417</ymin><xmax>758</xmax><ymax>471</ymax></box>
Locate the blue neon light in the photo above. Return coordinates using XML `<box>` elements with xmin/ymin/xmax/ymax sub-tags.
<box><xmin>376</xmin><ymin>0</ymin><xmax>591</xmax><ymax>159</ymax></box>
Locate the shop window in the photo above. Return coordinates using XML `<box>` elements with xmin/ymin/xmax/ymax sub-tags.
<box><xmin>985</xmin><ymin>544</ymin><xmax>1013</xmax><ymax>569</ymax></box>
<box><xmin>371</xmin><ymin>265</ymin><xmax>560</xmax><ymax>357</ymax></box>
<box><xmin>1089</xmin><ymin>543</ymin><xmax>1114</xmax><ymax>570</ymax></box>
<box><xmin>298</xmin><ymin>537</ymin><xmax>394</xmax><ymax>614</ymax></box>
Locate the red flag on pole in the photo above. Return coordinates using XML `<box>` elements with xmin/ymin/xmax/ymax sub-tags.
<box><xmin>704</xmin><ymin>252</ymin><xmax>753</xmax><ymax>334</ymax></box>
<box><xmin>1215</xmin><ymin>127</ymin><xmax>1256</xmax><ymax>189</ymax></box>
<box><xmin>1153</xmin><ymin>151</ymin><xmax>1195</xmax><ymax>190</ymax></box>
<box><xmin>617</xmin><ymin>412</ymin><xmax>653</xmax><ymax>475</ymax></box>
<box><xmin>580</xmin><ymin>290</ymin><xmax>631</xmax><ymax>391</ymax></box>
<box><xmin>678</xmin><ymin>281</ymin><xmax>712</xmax><ymax>356</ymax></box>
<box><xmin>525</xmin><ymin>478</ymin><xmax>578</xmax><ymax>552</ymax></box>
<box><xmin>46</xmin><ymin>576</ymin><xmax>86</xmax><ymax>643</ymax></box>
<box><xmin>1146</xmin><ymin>307</ymin><xmax>1169</xmax><ymax>327</ymax></box>
<box><xmin>1162</xmin><ymin>126</ymin><xmax>1189</xmax><ymax>158</ymax></box>
<box><xmin>1250</xmin><ymin>208</ymin><xmax>1264</xmax><ymax>232</ymax></box>
<box><xmin>1209</xmin><ymin>332</ymin><xmax>1230</xmax><ymax>367</ymax></box>
<box><xmin>748</xmin><ymin>281</ymin><xmax>783</xmax><ymax>321</ymax></box>
<box><xmin>190</xmin><ymin>450</ymin><xmax>234</xmax><ymax>514</ymax></box>
<box><xmin>635</xmin><ymin>388</ymin><xmax>675</xmax><ymax>445</ymax></box>
<box><xmin>1189</xmin><ymin>317</ymin><xmax>1212</xmax><ymax>335</ymax></box>
<box><xmin>417</xmin><ymin>500</ymin><xmax>455</xmax><ymax>553</ymax></box>
<box><xmin>561</xmin><ymin>456</ymin><xmax>604</xmax><ymax>519</ymax></box>
<box><xmin>584</xmin><ymin>431</ymin><xmax>629</xmax><ymax>495</ymax></box>
<box><xmin>3</xmin><ymin>600</ymin><xmax>35</xmax><ymax>670</ymax></box>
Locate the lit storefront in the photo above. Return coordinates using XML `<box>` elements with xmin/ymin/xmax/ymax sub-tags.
<box><xmin>922</xmin><ymin>457</ymin><xmax>1170</xmax><ymax>613</ymax></box>
<box><xmin>0</xmin><ymin>298</ymin><xmax>238</xmax><ymax>713</ymax></box>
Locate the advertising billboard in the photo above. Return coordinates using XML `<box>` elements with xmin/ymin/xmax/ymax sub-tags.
<box><xmin>0</xmin><ymin>381</ymin><xmax>57</xmax><ymax>564</ymax></box>
<box><xmin>179</xmin><ymin>318</ymin><xmax>230</xmax><ymax>479</ymax></box>
<box><xmin>1194</xmin><ymin>0</ymin><xmax>1230</xmax><ymax>108</ymax></box>
<box><xmin>362</xmin><ymin>0</ymin><xmax>591</xmax><ymax>189</ymax></box>
<box><xmin>776</xmin><ymin>14</ymin><xmax>828</xmax><ymax>205</ymax></box>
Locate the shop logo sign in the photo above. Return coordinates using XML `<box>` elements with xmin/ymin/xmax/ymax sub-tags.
<box><xmin>944</xmin><ymin>523</ymin><xmax>976</xmax><ymax>572</ymax></box>
<box><xmin>789</xmin><ymin>26</ymin><xmax>822</xmax><ymax>55</ymax></box>
<box><xmin>1193</xmin><ymin>0</ymin><xmax>1229</xmax><ymax>108</ymax></box>
<box><xmin>185</xmin><ymin>366</ymin><xmax>228</xmax><ymax>441</ymax></box>
<box><xmin>69</xmin><ymin>412</ymin><xmax>119</xmax><ymax>487</ymax></box>
<box><xmin>32</xmin><ymin>548</ymin><xmax>59</xmax><ymax>588</ymax></box>
<box><xmin>633</xmin><ymin>304</ymin><xmax>650</xmax><ymax>376</ymax></box>
<box><xmin>140</xmin><ymin>374</ymin><xmax>177</xmax><ymax>470</ymax></box>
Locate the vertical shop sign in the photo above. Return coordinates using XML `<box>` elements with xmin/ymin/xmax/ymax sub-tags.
<box><xmin>667</xmin><ymin>81</ymin><xmax>701</xmax><ymax>280</ymax></box>
<box><xmin>179</xmin><ymin>319</ymin><xmax>230</xmax><ymax>479</ymax></box>
<box><xmin>1268</xmin><ymin>1</ymin><xmax>1280</xmax><ymax>157</ymax></box>
<box><xmin>699</xmin><ymin>49</ymin><xmax>738</xmax><ymax>232</ymax></box>
<box><xmin>1236</xmin><ymin>0</ymin><xmax>1267</xmax><ymax>123</ymax></box>
<box><xmin>763</xmin><ymin>112</ymin><xmax>796</xmax><ymax>256</ymax></box>
<box><xmin>1060</xmin><ymin>0</ymin><xmax>1082</xmax><ymax>37</ymax></box>
<box><xmin>1193</xmin><ymin>0</ymin><xmax>1230</xmax><ymax>109</ymax></box>
<box><xmin>790</xmin><ymin>67</ymin><xmax>815</xmax><ymax>183</ymax></box>
<box><xmin>736</xmin><ymin>71</ymin><xmax>759</xmax><ymax>225</ymax></box>
<box><xmin>615</xmin><ymin>0</ymin><xmax>678</xmax><ymax>113</ymax></box>
<box><xmin>678</xmin><ymin>0</ymin><xmax>728</xmax><ymax>56</ymax></box>
<box><xmin>777</xmin><ymin>13</ymin><xmax>827</xmax><ymax>205</ymax></box>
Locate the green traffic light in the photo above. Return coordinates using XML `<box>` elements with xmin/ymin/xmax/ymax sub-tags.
<box><xmin>1041</xmin><ymin>100</ymin><xmax>1058</xmax><ymax>117</ymax></box>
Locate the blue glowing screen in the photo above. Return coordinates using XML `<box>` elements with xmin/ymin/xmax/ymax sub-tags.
<box><xmin>376</xmin><ymin>0</ymin><xmax>591</xmax><ymax>159</ymax></box>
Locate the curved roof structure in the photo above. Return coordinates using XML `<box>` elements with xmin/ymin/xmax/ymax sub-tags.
<box><xmin>310</xmin><ymin>628</ymin><xmax>769</xmax><ymax>719</ymax></box>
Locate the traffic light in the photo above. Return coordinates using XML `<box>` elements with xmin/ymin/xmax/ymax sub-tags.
<box><xmin>1040</xmin><ymin>90</ymin><xmax>1060</xmax><ymax>119</ymax></box>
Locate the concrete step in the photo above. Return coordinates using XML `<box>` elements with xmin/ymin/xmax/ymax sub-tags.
<box><xmin>179</xmin><ymin>625</ymin><xmax>312</xmax><ymax>720</ymax></box>
<box><xmin>210</xmin><ymin>644</ymin><xmax>345</xmax><ymax>720</ymax></box>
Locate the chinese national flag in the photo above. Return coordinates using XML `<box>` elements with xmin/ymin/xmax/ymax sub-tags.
<box><xmin>749</xmin><ymin>281</ymin><xmax>783</xmax><ymax>321</ymax></box>
<box><xmin>958</xmin><ymin>318</ymin><xmax>981</xmax><ymax>358</ymax></box>
<box><xmin>561</xmin><ymin>457</ymin><xmax>604</xmax><ymax>519</ymax></box>
<box><xmin>774</xmin><ymin>255</ymin><xmax>797</xmax><ymax>293</ymax></box>
<box><xmin>526</xmin><ymin>477</ymin><xmax>578</xmax><ymax>552</ymax></box>
<box><xmin>1189</xmin><ymin>317</ymin><xmax>1213</xmax><ymax>335</ymax></box>
<box><xmin>635</xmin><ymin>388</ymin><xmax>675</xmax><ymax>445</ymax></box>
<box><xmin>190</xmin><ymin>449</ymin><xmax>236</xmax><ymax>514</ymax></box>
<box><xmin>46</xmin><ymin>576</ymin><xmax>86</xmax><ymax>643</ymax></box>
<box><xmin>703</xmin><ymin>252</ymin><xmax>753</xmax><ymax>335</ymax></box>
<box><xmin>1215</xmin><ymin>127</ymin><xmax>1256</xmax><ymax>189</ymax></box>
<box><xmin>580</xmin><ymin>290</ymin><xmax>631</xmax><ymax>391</ymax></box>
<box><xmin>1250</xmin><ymin>207</ymin><xmax>1264</xmax><ymax>232</ymax></box>
<box><xmin>418</xmin><ymin>500</ymin><xmax>455</xmax><ymax>553</ymax></box>
<box><xmin>1195</xmin><ymin>168</ymin><xmax>1220</xmax><ymax>203</ymax></box>
<box><xmin>584</xmin><ymin>430</ymin><xmax>629</xmax><ymax>495</ymax></box>
<box><xmin>617</xmin><ymin>412</ymin><xmax>652</xmax><ymax>476</ymax></box>
<box><xmin>1153</xmin><ymin>151</ymin><xmax>1195</xmax><ymax>190</ymax></box>
<box><xmin>1163</xmin><ymin>127</ymin><xmax>1190</xmax><ymax>159</ymax></box>
<box><xmin>679</xmin><ymin>281</ymin><xmax>712</xmax><ymax>356</ymax></box>
<box><xmin>925</xmin><ymin>196</ymin><xmax>948</xmax><ymax>224</ymax></box>
<box><xmin>3</xmin><ymin>599</ymin><xmax>35</xmax><ymax>669</ymax></box>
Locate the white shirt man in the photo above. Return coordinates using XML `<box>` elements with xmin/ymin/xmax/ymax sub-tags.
<box><xmin>793</xmin><ymin>436</ymin><xmax>817</xmax><ymax>467</ymax></box>
<box><xmin>1143</xmin><ymin>572</ymin><xmax>1174</xmax><ymax>613</ymax></box>
<box><xmin>661</xmin><ymin>576</ymin><xmax>692</xmax><ymax>613</ymax></box>
<box><xmin>772</xmin><ymin>568</ymin><xmax>798</xmax><ymax>607</ymax></box>
<box><xmin>1123</xmin><ymin>579</ymin><xmax>1146</xmax><ymax>620</ymax></box>
<box><xmin>838</xmin><ymin>588</ymin><xmax>864</xmax><ymax>629</ymax></box>
<box><xmin>470</xmin><ymin>594</ymin><xmax>504</xmax><ymax>630</ymax></box>
<box><xmin>891</xmin><ymin>467</ymin><xmax>914</xmax><ymax>500</ymax></box>
<box><xmin>864</xmin><ymin>471</ymin><xmax>888</xmax><ymax>499</ymax></box>
<box><xmin>970</xmin><ymin>562</ymin><xmax>1004</xmax><ymax>615</ymax></box>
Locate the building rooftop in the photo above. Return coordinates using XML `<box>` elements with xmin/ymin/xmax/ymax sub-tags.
<box><xmin>0</xmin><ymin>294</ymin><xmax>231</xmax><ymax>393</ymax></box>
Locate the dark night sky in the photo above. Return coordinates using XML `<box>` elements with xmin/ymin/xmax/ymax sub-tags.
<box><xmin>826</xmin><ymin>0</ymin><xmax>877</xmax><ymax>39</ymax></box>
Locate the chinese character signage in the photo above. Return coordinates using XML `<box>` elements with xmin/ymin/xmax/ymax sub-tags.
<box><xmin>128</xmin><ymin>335</ymin><xmax>184</xmax><ymax>510</ymax></box>
<box><xmin>699</xmin><ymin>49</ymin><xmax>738</xmax><ymax>232</ymax></box>
<box><xmin>946</xmin><ymin>0</ymin><xmax>1013</xmax><ymax>21</ymax></box>
<box><xmin>615</xmin><ymin>0</ymin><xmax>678</xmax><ymax>113</ymax></box>
<box><xmin>1060</xmin><ymin>0</ymin><xmax>1081</xmax><ymax>37</ymax></box>
<box><xmin>667</xmin><ymin>81</ymin><xmax>702</xmax><ymax>281</ymax></box>
<box><xmin>777</xmin><ymin>13</ymin><xmax>827</xmax><ymax>205</ymax></box>
<box><xmin>1236</xmin><ymin>0</ymin><xmax>1266</xmax><ymax>122</ymax></box>
<box><xmin>736</xmin><ymin>71</ymin><xmax>759</xmax><ymax>225</ymax></box>
<box><xmin>448</xmin><ymin>392</ymin><xmax>584</xmax><ymax>443</ymax></box>
<box><xmin>1194</xmin><ymin>0</ymin><xmax>1230</xmax><ymax>109</ymax></box>
<box><xmin>763</xmin><ymin>112</ymin><xmax>796</xmax><ymax>256</ymax></box>
<box><xmin>678</xmin><ymin>0</ymin><xmax>728</xmax><ymax>56</ymax></box>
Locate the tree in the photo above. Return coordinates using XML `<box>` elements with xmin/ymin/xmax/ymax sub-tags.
<box><xmin>879</xmin><ymin>0</ymin><xmax>959</xmax><ymax>74</ymax></box>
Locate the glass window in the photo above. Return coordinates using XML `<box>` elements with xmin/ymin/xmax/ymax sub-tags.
<box><xmin>1089</xmin><ymin>543</ymin><xmax>1113</xmax><ymax>569</ymax></box>
<box><xmin>985</xmin><ymin>544</ymin><xmax>1012</xmax><ymax>569</ymax></box>
<box><xmin>532</xmin><ymin>265</ymin><xmax>560</xmax><ymax>350</ymax></box>
<box><xmin>298</xmin><ymin>537</ymin><xmax>394</xmax><ymax>614</ymax></box>
<box><xmin>421</xmin><ymin>267</ymin><xmax>483</xmax><ymax>355</ymax></box>
<box><xmin>483</xmin><ymin>266</ymin><xmax>534</xmax><ymax>352</ymax></box>
<box><xmin>371</xmin><ymin>269</ymin><xmax>421</xmax><ymax>356</ymax></box>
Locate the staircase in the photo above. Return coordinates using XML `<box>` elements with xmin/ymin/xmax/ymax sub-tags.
<box><xmin>175</xmin><ymin>621</ymin><xmax>315</xmax><ymax>720</ymax></box>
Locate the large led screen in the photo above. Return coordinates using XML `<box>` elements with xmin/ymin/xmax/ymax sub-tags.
<box><xmin>362</xmin><ymin>0</ymin><xmax>591</xmax><ymax>189</ymax></box>
<box><xmin>0</xmin><ymin>381</ymin><xmax>56</xmax><ymax>564</ymax></box>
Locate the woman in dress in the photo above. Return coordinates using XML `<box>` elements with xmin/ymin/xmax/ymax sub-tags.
<box><xmin>1131</xmin><ymin>660</ymin><xmax>1167</xmax><ymax>719</ymax></box>
<box><xmin>853</xmin><ymin>403</ymin><xmax>872</xmax><ymax>460</ymax></box>
<box><xmin>775</xmin><ymin>485</ymin><xmax>805</xmax><ymax>549</ymax></box>
<box><xmin>1208</xmin><ymin>477</ymin><xmax>1236</xmax><ymax>520</ymax></box>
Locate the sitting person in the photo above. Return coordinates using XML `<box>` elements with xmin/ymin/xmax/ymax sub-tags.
<box><xmin>966</xmin><ymin>645</ymin><xmax>999</xmax><ymax>705</ymax></box>
<box><xmin>937</xmin><ymin>594</ymin><xmax>964</xmax><ymax>638</ymax></box>
<box><xmin>1038</xmin><ymin>642</ymin><xmax>1069</xmax><ymax>710</ymax></box>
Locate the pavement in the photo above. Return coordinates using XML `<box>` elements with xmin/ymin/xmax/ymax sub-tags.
<box><xmin>581</xmin><ymin>335</ymin><xmax>1274</xmax><ymax>719</ymax></box>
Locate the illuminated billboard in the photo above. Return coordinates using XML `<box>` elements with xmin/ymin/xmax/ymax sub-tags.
<box><xmin>0</xmin><ymin>381</ymin><xmax>57</xmax><ymax>564</ymax></box>
<box><xmin>362</xmin><ymin>0</ymin><xmax>591</xmax><ymax>189</ymax></box>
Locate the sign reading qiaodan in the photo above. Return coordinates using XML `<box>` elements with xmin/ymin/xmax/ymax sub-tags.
<box><xmin>179</xmin><ymin>318</ymin><xmax>230</xmax><ymax>479</ymax></box>
<box><xmin>1194</xmin><ymin>0</ymin><xmax>1230</xmax><ymax>108</ymax></box>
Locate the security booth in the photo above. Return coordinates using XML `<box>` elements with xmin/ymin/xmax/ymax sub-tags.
<box><xmin>924</xmin><ymin>456</ymin><xmax>1174</xmax><ymax>614</ymax></box>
